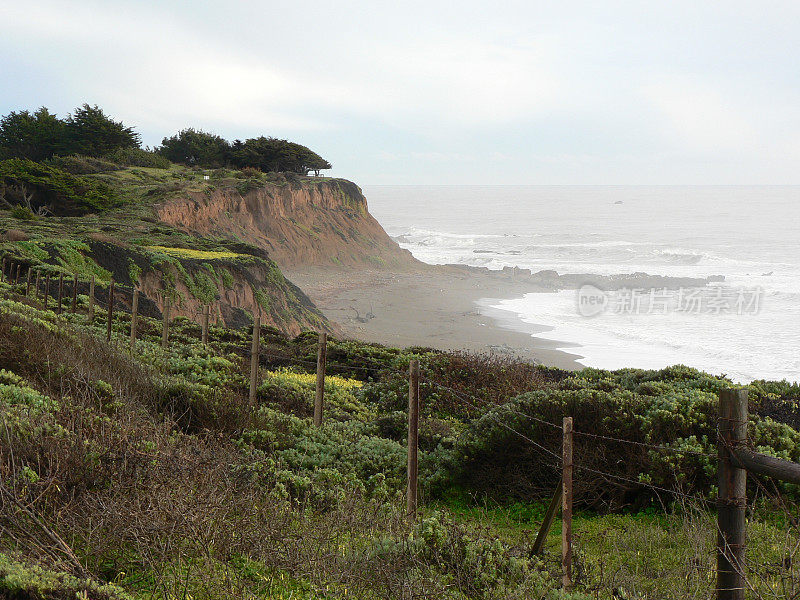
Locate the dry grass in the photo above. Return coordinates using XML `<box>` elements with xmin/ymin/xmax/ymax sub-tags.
<box><xmin>2</xmin><ymin>228</ymin><xmax>29</xmax><ymax>242</ymax></box>
<box><xmin>0</xmin><ymin>308</ymin><xmax>417</xmax><ymax>598</ymax></box>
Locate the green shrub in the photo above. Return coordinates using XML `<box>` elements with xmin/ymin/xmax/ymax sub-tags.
<box><xmin>428</xmin><ymin>366</ymin><xmax>800</xmax><ymax>510</ymax></box>
<box><xmin>0</xmin><ymin>368</ymin><xmax>66</xmax><ymax>439</ymax></box>
<box><xmin>108</xmin><ymin>146</ymin><xmax>172</xmax><ymax>169</ymax></box>
<box><xmin>242</xmin><ymin>407</ymin><xmax>407</xmax><ymax>494</ymax></box>
<box><xmin>8</xmin><ymin>204</ymin><xmax>36</xmax><ymax>220</ymax></box>
<box><xmin>11</xmin><ymin>240</ymin><xmax>48</xmax><ymax>262</ymax></box>
<box><xmin>0</xmin><ymin>553</ymin><xmax>133</xmax><ymax>600</ymax></box>
<box><xmin>220</xmin><ymin>268</ymin><xmax>234</xmax><ymax>289</ymax></box>
<box><xmin>258</xmin><ymin>367</ymin><xmax>371</xmax><ymax>421</ymax></box>
<box><xmin>749</xmin><ymin>378</ymin><xmax>800</xmax><ymax>430</ymax></box>
<box><xmin>0</xmin><ymin>158</ymin><xmax>118</xmax><ymax>214</ymax></box>
<box><xmin>366</xmin><ymin>512</ymin><xmax>590</xmax><ymax>600</ymax></box>
<box><xmin>47</xmin><ymin>153</ymin><xmax>120</xmax><ymax>174</ymax></box>
<box><xmin>235</xmin><ymin>176</ymin><xmax>265</xmax><ymax>196</ymax></box>
<box><xmin>127</xmin><ymin>258</ymin><xmax>142</xmax><ymax>284</ymax></box>
<box><xmin>46</xmin><ymin>239</ymin><xmax>110</xmax><ymax>280</ymax></box>
<box><xmin>240</xmin><ymin>166</ymin><xmax>262</xmax><ymax>178</ymax></box>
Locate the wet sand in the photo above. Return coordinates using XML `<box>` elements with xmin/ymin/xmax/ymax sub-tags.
<box><xmin>285</xmin><ymin>266</ymin><xmax>584</xmax><ymax>370</ymax></box>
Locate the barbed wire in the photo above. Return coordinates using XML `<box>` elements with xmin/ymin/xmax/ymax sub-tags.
<box><xmin>4</xmin><ymin>276</ymin><xmax>799</xmax><ymax>592</ymax></box>
<box><xmin>419</xmin><ymin>375</ymin><xmax>562</xmax><ymax>464</ymax></box>
<box><xmin>415</xmin><ymin>373</ymin><xmax>719</xmax><ymax>470</ymax></box>
<box><xmin>571</xmin><ymin>462</ymin><xmax>714</xmax><ymax>505</ymax></box>
<box><xmin>719</xmin><ymin>434</ymin><xmax>800</xmax><ymax>530</ymax></box>
<box><xmin>3</xmin><ymin>272</ymin><xmax>795</xmax><ymax>498</ymax></box>
<box><xmin>415</xmin><ymin>373</ymin><xmax>724</xmax><ymax>507</ymax></box>
<box><xmin>571</xmin><ymin>428</ymin><xmax>714</xmax><ymax>458</ymax></box>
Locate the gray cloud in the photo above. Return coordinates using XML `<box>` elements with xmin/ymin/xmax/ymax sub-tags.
<box><xmin>1</xmin><ymin>0</ymin><xmax>799</xmax><ymax>183</ymax></box>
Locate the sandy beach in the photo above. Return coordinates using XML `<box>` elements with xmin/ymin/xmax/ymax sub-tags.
<box><xmin>285</xmin><ymin>265</ymin><xmax>585</xmax><ymax>370</ymax></box>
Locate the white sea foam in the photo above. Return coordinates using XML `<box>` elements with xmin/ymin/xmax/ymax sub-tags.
<box><xmin>367</xmin><ymin>185</ymin><xmax>800</xmax><ymax>383</ymax></box>
<box><xmin>487</xmin><ymin>291</ymin><xmax>800</xmax><ymax>383</ymax></box>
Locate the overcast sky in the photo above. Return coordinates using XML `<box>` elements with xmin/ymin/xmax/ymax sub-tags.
<box><xmin>1</xmin><ymin>1</ymin><xmax>799</xmax><ymax>184</ymax></box>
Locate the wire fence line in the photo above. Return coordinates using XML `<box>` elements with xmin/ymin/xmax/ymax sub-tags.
<box><xmin>420</xmin><ymin>374</ymin><xmax>719</xmax><ymax>503</ymax></box>
<box><xmin>2</xmin><ymin>262</ymin><xmax>727</xmax><ymax>494</ymax></box>
<box><xmin>421</xmin><ymin>366</ymin><xmax>800</xmax><ymax>598</ymax></box>
<box><xmin>0</xmin><ymin>255</ymin><xmax>233</xmax><ymax>318</ymax></box>
<box><xmin>3</xmin><ymin>254</ymin><xmax>799</xmax><ymax>597</ymax></box>
<box><xmin>0</xmin><ymin>256</ymin><xmax>784</xmax><ymax>482</ymax></box>
<box><xmin>420</xmin><ymin>376</ymin><xmax>563</xmax><ymax>465</ymax></box>
<box><xmin>4</xmin><ymin>259</ymin><xmax>713</xmax><ymax>484</ymax></box>
<box><xmin>0</xmin><ymin>261</ymin><xmax>393</xmax><ymax>376</ymax></box>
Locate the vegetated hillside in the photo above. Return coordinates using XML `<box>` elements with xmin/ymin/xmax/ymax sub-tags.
<box><xmin>0</xmin><ymin>162</ymin><xmax>329</xmax><ymax>334</ymax></box>
<box><xmin>156</xmin><ymin>173</ymin><xmax>418</xmax><ymax>269</ymax></box>
<box><xmin>0</xmin><ymin>277</ymin><xmax>799</xmax><ymax>599</ymax></box>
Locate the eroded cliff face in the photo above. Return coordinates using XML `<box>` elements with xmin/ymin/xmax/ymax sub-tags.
<box><xmin>136</xmin><ymin>263</ymin><xmax>325</xmax><ymax>336</ymax></box>
<box><xmin>155</xmin><ymin>178</ymin><xmax>418</xmax><ymax>270</ymax></box>
<box><xmin>86</xmin><ymin>239</ymin><xmax>328</xmax><ymax>336</ymax></box>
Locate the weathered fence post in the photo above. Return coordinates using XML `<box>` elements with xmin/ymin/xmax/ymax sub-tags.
<box><xmin>314</xmin><ymin>332</ymin><xmax>327</xmax><ymax>426</ymax></box>
<box><xmin>130</xmin><ymin>289</ymin><xmax>139</xmax><ymax>349</ymax></box>
<box><xmin>56</xmin><ymin>273</ymin><xmax>64</xmax><ymax>314</ymax></box>
<box><xmin>161</xmin><ymin>299</ymin><xmax>171</xmax><ymax>349</ymax></box>
<box><xmin>106</xmin><ymin>279</ymin><xmax>114</xmax><ymax>342</ymax></box>
<box><xmin>201</xmin><ymin>305</ymin><xmax>210</xmax><ymax>345</ymax></box>
<box><xmin>407</xmin><ymin>359</ymin><xmax>420</xmax><ymax>520</ymax></box>
<box><xmin>87</xmin><ymin>276</ymin><xmax>95</xmax><ymax>323</ymax></box>
<box><xmin>562</xmin><ymin>416</ymin><xmax>574</xmax><ymax>591</ymax></box>
<box><xmin>533</xmin><ymin>476</ymin><xmax>563</xmax><ymax>555</ymax></box>
<box><xmin>25</xmin><ymin>269</ymin><xmax>31</xmax><ymax>296</ymax></box>
<box><xmin>71</xmin><ymin>274</ymin><xmax>78</xmax><ymax>313</ymax></box>
<box><xmin>249</xmin><ymin>314</ymin><xmax>260</xmax><ymax>406</ymax></box>
<box><xmin>44</xmin><ymin>273</ymin><xmax>50</xmax><ymax>309</ymax></box>
<box><xmin>1</xmin><ymin>257</ymin><xmax>6</xmax><ymax>282</ymax></box>
<box><xmin>34</xmin><ymin>269</ymin><xmax>41</xmax><ymax>300</ymax></box>
<box><xmin>717</xmin><ymin>388</ymin><xmax>748</xmax><ymax>600</ymax></box>
<box><xmin>14</xmin><ymin>263</ymin><xmax>20</xmax><ymax>284</ymax></box>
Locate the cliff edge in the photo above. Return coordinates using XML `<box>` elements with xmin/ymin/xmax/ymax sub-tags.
<box><xmin>156</xmin><ymin>176</ymin><xmax>418</xmax><ymax>270</ymax></box>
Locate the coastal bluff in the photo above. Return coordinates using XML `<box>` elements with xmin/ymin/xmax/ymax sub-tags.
<box><xmin>155</xmin><ymin>176</ymin><xmax>418</xmax><ymax>270</ymax></box>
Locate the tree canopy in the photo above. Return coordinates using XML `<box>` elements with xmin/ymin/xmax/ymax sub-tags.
<box><xmin>0</xmin><ymin>104</ymin><xmax>332</xmax><ymax>175</ymax></box>
<box><xmin>159</xmin><ymin>130</ymin><xmax>332</xmax><ymax>174</ymax></box>
<box><xmin>0</xmin><ymin>158</ymin><xmax>118</xmax><ymax>215</ymax></box>
<box><xmin>157</xmin><ymin>128</ymin><xmax>229</xmax><ymax>167</ymax></box>
<box><xmin>0</xmin><ymin>105</ymin><xmax>139</xmax><ymax>161</ymax></box>
<box><xmin>0</xmin><ymin>108</ymin><xmax>67</xmax><ymax>161</ymax></box>
<box><xmin>64</xmin><ymin>104</ymin><xmax>140</xmax><ymax>156</ymax></box>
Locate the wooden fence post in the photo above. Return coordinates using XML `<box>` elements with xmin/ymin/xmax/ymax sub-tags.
<box><xmin>314</xmin><ymin>332</ymin><xmax>327</xmax><ymax>426</ymax></box>
<box><xmin>71</xmin><ymin>274</ymin><xmax>78</xmax><ymax>313</ymax></box>
<box><xmin>34</xmin><ymin>269</ymin><xmax>41</xmax><ymax>300</ymax></box>
<box><xmin>249</xmin><ymin>314</ymin><xmax>260</xmax><ymax>406</ymax></box>
<box><xmin>1</xmin><ymin>257</ymin><xmax>5</xmax><ymax>282</ymax></box>
<box><xmin>130</xmin><ymin>289</ymin><xmax>139</xmax><ymax>349</ymax></box>
<box><xmin>717</xmin><ymin>389</ymin><xmax>748</xmax><ymax>600</ymax></box>
<box><xmin>161</xmin><ymin>300</ymin><xmax>171</xmax><ymax>349</ymax></box>
<box><xmin>88</xmin><ymin>276</ymin><xmax>95</xmax><ymax>323</ymax></box>
<box><xmin>25</xmin><ymin>269</ymin><xmax>31</xmax><ymax>296</ymax></box>
<box><xmin>407</xmin><ymin>359</ymin><xmax>420</xmax><ymax>520</ymax></box>
<box><xmin>562</xmin><ymin>416</ymin><xmax>573</xmax><ymax>591</ymax></box>
<box><xmin>106</xmin><ymin>279</ymin><xmax>114</xmax><ymax>342</ymax></box>
<box><xmin>56</xmin><ymin>273</ymin><xmax>64</xmax><ymax>314</ymax></box>
<box><xmin>44</xmin><ymin>273</ymin><xmax>50</xmax><ymax>309</ymax></box>
<box><xmin>731</xmin><ymin>448</ymin><xmax>800</xmax><ymax>485</ymax></box>
<box><xmin>201</xmin><ymin>304</ymin><xmax>210</xmax><ymax>345</ymax></box>
<box><xmin>533</xmin><ymin>476</ymin><xmax>563</xmax><ymax>555</ymax></box>
<box><xmin>14</xmin><ymin>263</ymin><xmax>20</xmax><ymax>284</ymax></box>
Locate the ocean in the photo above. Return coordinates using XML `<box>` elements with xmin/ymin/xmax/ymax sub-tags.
<box><xmin>364</xmin><ymin>185</ymin><xmax>800</xmax><ymax>383</ymax></box>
